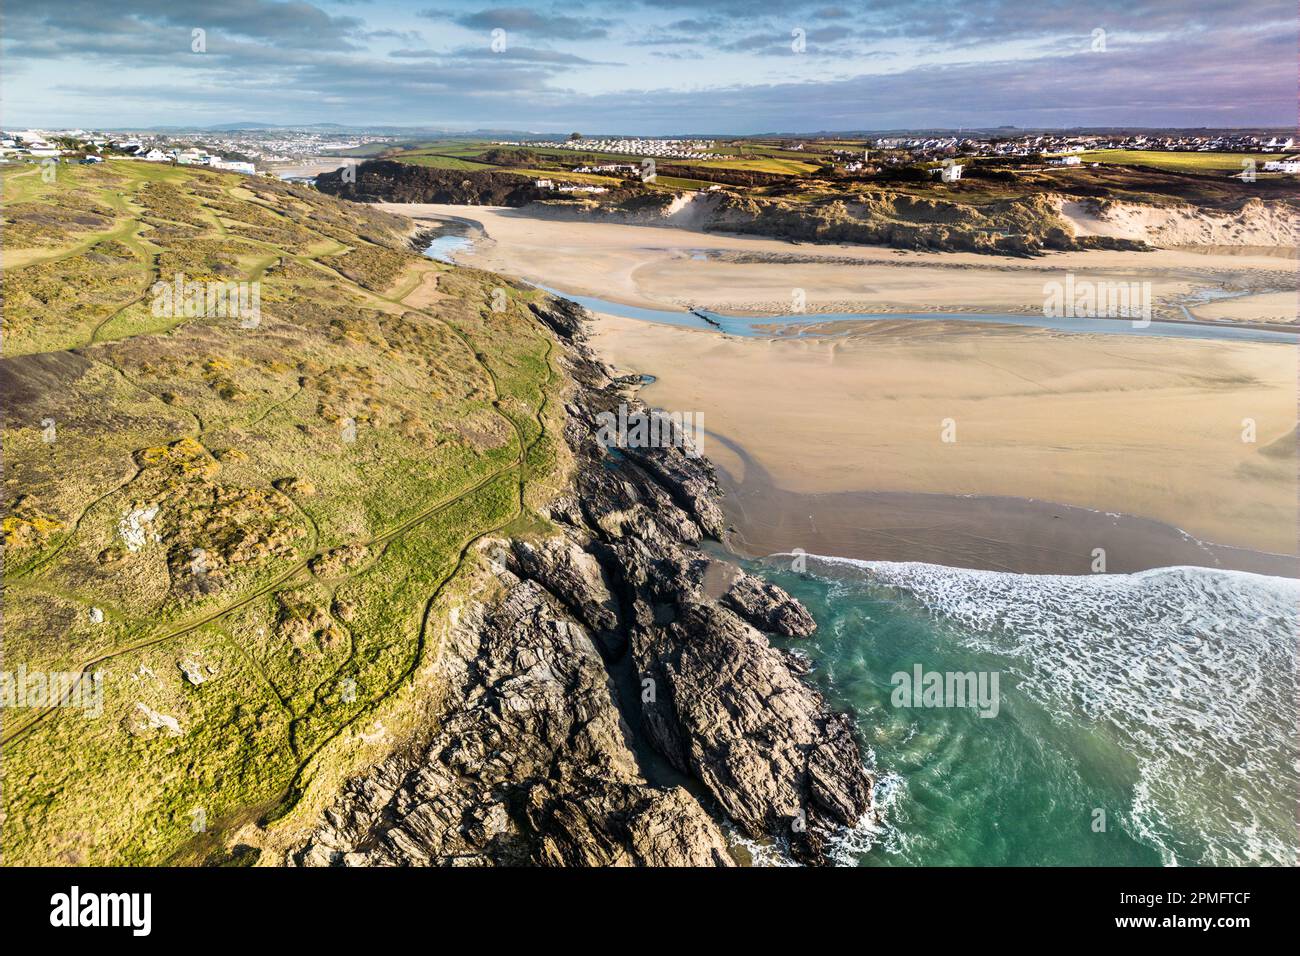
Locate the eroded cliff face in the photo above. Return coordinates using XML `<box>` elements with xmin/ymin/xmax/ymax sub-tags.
<box><xmin>525</xmin><ymin>189</ymin><xmax>1145</xmax><ymax>256</ymax></box>
<box><xmin>291</xmin><ymin>297</ymin><xmax>876</xmax><ymax>867</ymax></box>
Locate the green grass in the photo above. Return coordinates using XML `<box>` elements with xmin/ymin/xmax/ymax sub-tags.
<box><xmin>1</xmin><ymin>159</ymin><xmax>565</xmax><ymax>865</ymax></box>
<box><xmin>1077</xmin><ymin>149</ymin><xmax>1280</xmax><ymax>173</ymax></box>
<box><xmin>394</xmin><ymin>153</ymin><xmax>498</xmax><ymax>171</ymax></box>
<box><xmin>681</xmin><ymin>156</ymin><xmax>823</xmax><ymax>176</ymax></box>
<box><xmin>651</xmin><ymin>175</ymin><xmax>719</xmax><ymax>191</ymax></box>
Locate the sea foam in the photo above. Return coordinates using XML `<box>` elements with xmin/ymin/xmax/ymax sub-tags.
<box><xmin>790</xmin><ymin>556</ymin><xmax>1299</xmax><ymax>866</ymax></box>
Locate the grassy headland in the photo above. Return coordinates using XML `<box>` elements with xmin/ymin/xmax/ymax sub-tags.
<box><xmin>1</xmin><ymin>158</ymin><xmax>565</xmax><ymax>864</ymax></box>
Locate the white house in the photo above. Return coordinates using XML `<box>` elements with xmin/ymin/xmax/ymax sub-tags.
<box><xmin>1263</xmin><ymin>160</ymin><xmax>1300</xmax><ymax>173</ymax></box>
<box><xmin>930</xmin><ymin>163</ymin><xmax>964</xmax><ymax>182</ymax></box>
<box><xmin>1050</xmin><ymin>155</ymin><xmax>1082</xmax><ymax>166</ymax></box>
<box><xmin>210</xmin><ymin>159</ymin><xmax>255</xmax><ymax>174</ymax></box>
<box><xmin>141</xmin><ymin>149</ymin><xmax>169</xmax><ymax>162</ymax></box>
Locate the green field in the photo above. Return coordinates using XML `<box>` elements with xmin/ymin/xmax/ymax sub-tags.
<box><xmin>651</xmin><ymin>174</ymin><xmax>720</xmax><ymax>191</ymax></box>
<box><xmin>1</xmin><ymin>158</ymin><xmax>565</xmax><ymax>864</ymax></box>
<box><xmin>1078</xmin><ymin>149</ymin><xmax>1283</xmax><ymax>173</ymax></box>
<box><xmin>393</xmin><ymin>153</ymin><xmax>498</xmax><ymax>171</ymax></box>
<box><xmin>385</xmin><ymin>140</ymin><xmax>824</xmax><ymax>180</ymax></box>
<box><xmin>691</xmin><ymin>155</ymin><xmax>822</xmax><ymax>176</ymax></box>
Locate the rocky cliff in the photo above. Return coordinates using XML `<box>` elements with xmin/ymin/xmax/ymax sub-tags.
<box><xmin>317</xmin><ymin>160</ymin><xmax>550</xmax><ymax>206</ymax></box>
<box><xmin>291</xmin><ymin>296</ymin><xmax>875</xmax><ymax>867</ymax></box>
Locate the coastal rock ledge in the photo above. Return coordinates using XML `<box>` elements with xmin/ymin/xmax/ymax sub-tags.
<box><xmin>291</xmin><ymin>297</ymin><xmax>875</xmax><ymax>867</ymax></box>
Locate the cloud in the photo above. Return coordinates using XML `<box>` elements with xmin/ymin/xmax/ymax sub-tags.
<box><xmin>421</xmin><ymin>5</ymin><xmax>615</xmax><ymax>40</ymax></box>
<box><xmin>3</xmin><ymin>0</ymin><xmax>1293</xmax><ymax>131</ymax></box>
<box><xmin>391</xmin><ymin>45</ymin><xmax>619</xmax><ymax>66</ymax></box>
<box><xmin>3</xmin><ymin>0</ymin><xmax>368</xmax><ymax>53</ymax></box>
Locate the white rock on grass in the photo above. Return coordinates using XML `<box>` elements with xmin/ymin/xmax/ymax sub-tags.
<box><xmin>178</xmin><ymin>660</ymin><xmax>207</xmax><ymax>685</ymax></box>
<box><xmin>117</xmin><ymin>504</ymin><xmax>160</xmax><ymax>552</ymax></box>
<box><xmin>132</xmin><ymin>702</ymin><xmax>183</xmax><ymax>736</ymax></box>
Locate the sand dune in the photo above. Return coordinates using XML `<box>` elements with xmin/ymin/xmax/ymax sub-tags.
<box><xmin>1058</xmin><ymin>196</ymin><xmax>1298</xmax><ymax>248</ymax></box>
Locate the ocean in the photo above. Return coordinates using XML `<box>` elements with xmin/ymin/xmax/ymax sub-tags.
<box><xmin>749</xmin><ymin>556</ymin><xmax>1299</xmax><ymax>867</ymax></box>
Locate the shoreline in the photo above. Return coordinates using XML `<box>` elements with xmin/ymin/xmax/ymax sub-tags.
<box><xmin>711</xmin><ymin>430</ymin><xmax>1298</xmax><ymax>578</ymax></box>
<box><xmin>292</xmin><ymin>296</ymin><xmax>874</xmax><ymax>867</ymax></box>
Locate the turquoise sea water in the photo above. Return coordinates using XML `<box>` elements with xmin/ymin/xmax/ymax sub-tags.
<box><xmin>748</xmin><ymin>556</ymin><xmax>1299</xmax><ymax>867</ymax></box>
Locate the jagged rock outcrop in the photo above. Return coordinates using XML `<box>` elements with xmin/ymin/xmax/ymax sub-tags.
<box><xmin>722</xmin><ymin>571</ymin><xmax>818</xmax><ymax>638</ymax></box>
<box><xmin>317</xmin><ymin>160</ymin><xmax>549</xmax><ymax>206</ymax></box>
<box><xmin>293</xmin><ymin>296</ymin><xmax>875</xmax><ymax>867</ymax></box>
<box><xmin>295</xmin><ymin>581</ymin><xmax>731</xmax><ymax>867</ymax></box>
<box><xmin>527</xmin><ymin>298</ymin><xmax>586</xmax><ymax>339</ymax></box>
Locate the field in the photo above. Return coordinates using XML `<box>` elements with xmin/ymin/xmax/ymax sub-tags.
<box><xmin>0</xmin><ymin>158</ymin><xmax>566</xmax><ymax>864</ymax></box>
<box><xmin>391</xmin><ymin>153</ymin><xmax>498</xmax><ymax>171</ymax></box>
<box><xmin>384</xmin><ymin>139</ymin><xmax>826</xmax><ymax>191</ymax></box>
<box><xmin>1078</xmin><ymin>149</ymin><xmax>1283</xmax><ymax>173</ymax></box>
<box><xmin>365</xmin><ymin>138</ymin><xmax>1298</xmax><ymax>208</ymax></box>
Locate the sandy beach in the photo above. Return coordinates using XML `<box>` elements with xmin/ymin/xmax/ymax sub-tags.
<box><xmin>380</xmin><ymin>202</ymin><xmax>1295</xmax><ymax>322</ymax></box>
<box><xmin>383</xmin><ymin>202</ymin><xmax>1297</xmax><ymax>570</ymax></box>
<box><xmin>592</xmin><ymin>314</ymin><xmax>1296</xmax><ymax>561</ymax></box>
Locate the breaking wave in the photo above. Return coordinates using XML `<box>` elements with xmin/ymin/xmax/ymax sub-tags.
<box><xmin>800</xmin><ymin>557</ymin><xmax>1299</xmax><ymax>866</ymax></box>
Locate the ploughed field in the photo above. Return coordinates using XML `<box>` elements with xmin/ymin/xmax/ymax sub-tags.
<box><xmin>0</xmin><ymin>159</ymin><xmax>565</xmax><ymax>864</ymax></box>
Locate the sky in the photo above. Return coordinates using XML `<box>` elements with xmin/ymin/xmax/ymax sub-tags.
<box><xmin>3</xmin><ymin>0</ymin><xmax>1296</xmax><ymax>133</ymax></box>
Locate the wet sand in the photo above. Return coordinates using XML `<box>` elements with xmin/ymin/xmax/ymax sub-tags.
<box><xmin>592</xmin><ymin>313</ymin><xmax>1297</xmax><ymax>562</ymax></box>
<box><xmin>714</xmin><ymin>432</ymin><xmax>1297</xmax><ymax>577</ymax></box>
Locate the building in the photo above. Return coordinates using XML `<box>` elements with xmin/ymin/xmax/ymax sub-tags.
<box><xmin>1050</xmin><ymin>155</ymin><xmax>1082</xmax><ymax>166</ymax></box>
<box><xmin>1262</xmin><ymin>160</ymin><xmax>1300</xmax><ymax>173</ymax></box>
<box><xmin>930</xmin><ymin>163</ymin><xmax>964</xmax><ymax>182</ymax></box>
<box><xmin>209</xmin><ymin>158</ymin><xmax>256</xmax><ymax>174</ymax></box>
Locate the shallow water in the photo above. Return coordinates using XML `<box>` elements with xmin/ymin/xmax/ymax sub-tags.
<box><xmin>417</xmin><ymin>221</ymin><xmax>1296</xmax><ymax>344</ymax></box>
<box><xmin>555</xmin><ymin>288</ymin><xmax>1298</xmax><ymax>344</ymax></box>
<box><xmin>751</xmin><ymin>556</ymin><xmax>1299</xmax><ymax>866</ymax></box>
<box><xmin>423</xmin><ymin>232</ymin><xmax>473</xmax><ymax>263</ymax></box>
